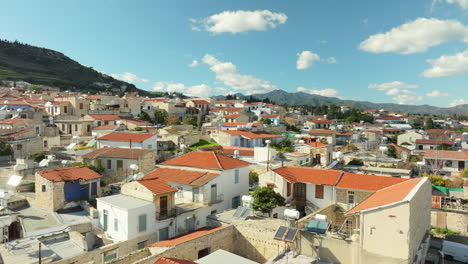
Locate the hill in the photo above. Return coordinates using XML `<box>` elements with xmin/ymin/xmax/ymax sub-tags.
<box><xmin>248</xmin><ymin>90</ymin><xmax>468</xmax><ymax>116</ymax></box>
<box><xmin>0</xmin><ymin>40</ymin><xmax>152</xmax><ymax>95</ymax></box>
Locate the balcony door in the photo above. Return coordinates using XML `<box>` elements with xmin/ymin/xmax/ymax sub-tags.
<box><xmin>210</xmin><ymin>184</ymin><xmax>217</xmax><ymax>203</ymax></box>
<box><xmin>293</xmin><ymin>183</ymin><xmax>306</xmax><ymax>206</ymax></box>
<box><xmin>160</xmin><ymin>196</ymin><xmax>168</xmax><ymax>218</ymax></box>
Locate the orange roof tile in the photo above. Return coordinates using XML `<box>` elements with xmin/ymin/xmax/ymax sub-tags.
<box><xmin>137</xmin><ymin>178</ymin><xmax>178</xmax><ymax>195</ymax></box>
<box><xmin>191</xmin><ymin>99</ymin><xmax>210</xmax><ymax>104</ymax></box>
<box><xmin>224</xmin><ymin>113</ymin><xmax>241</xmax><ymax>118</ymax></box>
<box><xmin>336</xmin><ymin>172</ymin><xmax>407</xmax><ymax>192</ymax></box>
<box><xmin>221</xmin><ymin>146</ymin><xmax>255</xmax><ymax>157</ymax></box>
<box><xmin>98</xmin><ymin>132</ymin><xmax>155</xmax><ymax>142</ymax></box>
<box><xmin>88</xmin><ymin>114</ymin><xmax>121</xmax><ymax>121</ymax></box>
<box><xmin>222</xmin><ymin>130</ymin><xmax>283</xmax><ymax>139</ymax></box>
<box><xmin>346</xmin><ymin>178</ymin><xmax>425</xmax><ymax>214</ymax></box>
<box><xmin>123</xmin><ymin>119</ymin><xmax>153</xmax><ymax>126</ymax></box>
<box><xmin>82</xmin><ymin>147</ymin><xmax>154</xmax><ymax>159</ymax></box>
<box><xmin>311</xmin><ymin>120</ymin><xmax>333</xmax><ymax>124</ymax></box>
<box><xmin>38</xmin><ymin>166</ymin><xmax>102</xmax><ymax>182</ymax></box>
<box><xmin>221</xmin><ymin>122</ymin><xmax>259</xmax><ymax>127</ymax></box>
<box><xmin>308</xmin><ymin>129</ymin><xmax>335</xmax><ymax>135</ymax></box>
<box><xmin>0</xmin><ymin>129</ymin><xmax>31</xmax><ymax>139</ymax></box>
<box><xmin>143</xmin><ymin>167</ymin><xmax>220</xmax><ymax>186</ymax></box>
<box><xmin>424</xmin><ymin>150</ymin><xmax>468</xmax><ymax>160</ymax></box>
<box><xmin>211</xmin><ymin>107</ymin><xmax>242</xmax><ymax>112</ymax></box>
<box><xmin>0</xmin><ymin>118</ymin><xmax>32</xmax><ymax>124</ymax></box>
<box><xmin>148</xmin><ymin>226</ymin><xmax>226</xmax><ymax>247</ymax></box>
<box><xmin>415</xmin><ymin>139</ymin><xmax>453</xmax><ymax>145</ymax></box>
<box><xmin>273</xmin><ymin>167</ymin><xmax>342</xmax><ymax>185</ymax></box>
<box><xmin>161</xmin><ymin>151</ymin><xmax>250</xmax><ymax>170</ymax></box>
<box><xmin>306</xmin><ymin>142</ymin><xmax>327</xmax><ymax>148</ymax></box>
<box><xmin>154</xmin><ymin>257</ymin><xmax>196</xmax><ymax>264</ymax></box>
<box><xmin>93</xmin><ymin>125</ymin><xmax>117</xmax><ymax>130</ymax></box>
<box><xmin>261</xmin><ymin>115</ymin><xmax>278</xmax><ymax>118</ymax></box>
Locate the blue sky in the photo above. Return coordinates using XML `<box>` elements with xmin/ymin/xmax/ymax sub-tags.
<box><xmin>1</xmin><ymin>0</ymin><xmax>468</xmax><ymax>107</ymax></box>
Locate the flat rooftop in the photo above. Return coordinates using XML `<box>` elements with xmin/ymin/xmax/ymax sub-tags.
<box><xmin>272</xmin><ymin>251</ymin><xmax>319</xmax><ymax>264</ymax></box>
<box><xmin>197</xmin><ymin>249</ymin><xmax>258</xmax><ymax>264</ymax></box>
<box><xmin>97</xmin><ymin>194</ymin><xmax>153</xmax><ymax>210</ymax></box>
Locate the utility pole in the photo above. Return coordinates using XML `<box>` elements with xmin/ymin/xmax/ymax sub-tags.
<box><xmin>38</xmin><ymin>242</ymin><xmax>42</xmax><ymax>264</ymax></box>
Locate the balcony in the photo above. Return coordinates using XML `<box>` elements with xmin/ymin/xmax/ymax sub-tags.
<box><xmin>156</xmin><ymin>208</ymin><xmax>176</xmax><ymax>221</ymax></box>
<box><xmin>202</xmin><ymin>194</ymin><xmax>224</xmax><ymax>205</ymax></box>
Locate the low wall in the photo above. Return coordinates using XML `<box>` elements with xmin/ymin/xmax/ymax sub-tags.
<box><xmin>431</xmin><ymin>209</ymin><xmax>468</xmax><ymax>234</ymax></box>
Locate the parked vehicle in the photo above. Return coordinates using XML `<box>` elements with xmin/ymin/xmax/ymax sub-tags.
<box><xmin>441</xmin><ymin>240</ymin><xmax>468</xmax><ymax>262</ymax></box>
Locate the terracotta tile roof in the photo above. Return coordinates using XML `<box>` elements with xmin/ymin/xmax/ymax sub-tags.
<box><xmin>154</xmin><ymin>257</ymin><xmax>196</xmax><ymax>264</ymax></box>
<box><xmin>306</xmin><ymin>142</ymin><xmax>327</xmax><ymax>148</ymax></box>
<box><xmin>389</xmin><ymin>143</ymin><xmax>410</xmax><ymax>153</ymax></box>
<box><xmin>148</xmin><ymin>226</ymin><xmax>226</xmax><ymax>247</ymax></box>
<box><xmin>415</xmin><ymin>139</ymin><xmax>453</xmax><ymax>145</ymax></box>
<box><xmin>0</xmin><ymin>118</ymin><xmax>32</xmax><ymax>124</ymax></box>
<box><xmin>346</xmin><ymin>178</ymin><xmax>425</xmax><ymax>214</ymax></box>
<box><xmin>426</xmin><ymin>129</ymin><xmax>453</xmax><ymax>135</ymax></box>
<box><xmin>376</xmin><ymin>116</ymin><xmax>406</xmax><ymax>120</ymax></box>
<box><xmin>336</xmin><ymin>131</ymin><xmax>354</xmax><ymax>136</ymax></box>
<box><xmin>123</xmin><ymin>119</ymin><xmax>153</xmax><ymax>126</ymax></box>
<box><xmin>143</xmin><ymin>167</ymin><xmax>220</xmax><ymax>186</ymax></box>
<box><xmin>311</xmin><ymin>120</ymin><xmax>333</xmax><ymax>124</ymax></box>
<box><xmin>224</xmin><ymin>113</ymin><xmax>241</xmax><ymax>119</ymax></box>
<box><xmin>37</xmin><ymin>166</ymin><xmax>102</xmax><ymax>182</ymax></box>
<box><xmin>336</xmin><ymin>172</ymin><xmax>407</xmax><ymax>192</ymax></box>
<box><xmin>383</xmin><ymin>128</ymin><xmax>403</xmax><ymax>132</ymax></box>
<box><xmin>93</xmin><ymin>125</ymin><xmax>117</xmax><ymax>130</ymax></box>
<box><xmin>273</xmin><ymin>167</ymin><xmax>342</xmax><ymax>185</ymax></box>
<box><xmin>0</xmin><ymin>129</ymin><xmax>31</xmax><ymax>139</ymax></box>
<box><xmin>221</xmin><ymin>146</ymin><xmax>255</xmax><ymax>156</ymax></box>
<box><xmin>191</xmin><ymin>99</ymin><xmax>210</xmax><ymax>104</ymax></box>
<box><xmin>86</xmin><ymin>95</ymin><xmax>104</xmax><ymax>100</ymax></box>
<box><xmin>0</xmin><ymin>101</ymin><xmax>32</xmax><ymax>106</ymax></box>
<box><xmin>424</xmin><ymin>150</ymin><xmax>468</xmax><ymax>160</ymax></box>
<box><xmin>222</xmin><ymin>130</ymin><xmax>283</xmax><ymax>139</ymax></box>
<box><xmin>161</xmin><ymin>151</ymin><xmax>250</xmax><ymax>170</ymax></box>
<box><xmin>308</xmin><ymin>129</ymin><xmax>335</xmax><ymax>135</ymax></box>
<box><xmin>98</xmin><ymin>132</ymin><xmax>155</xmax><ymax>142</ymax></box>
<box><xmin>82</xmin><ymin>147</ymin><xmax>154</xmax><ymax>159</ymax></box>
<box><xmin>137</xmin><ymin>178</ymin><xmax>178</xmax><ymax>195</ymax></box>
<box><xmin>88</xmin><ymin>114</ymin><xmax>121</xmax><ymax>121</ymax></box>
<box><xmin>211</xmin><ymin>107</ymin><xmax>242</xmax><ymax>112</ymax></box>
<box><xmin>143</xmin><ymin>98</ymin><xmax>166</xmax><ymax>102</ymax></box>
<box><xmin>221</xmin><ymin>122</ymin><xmax>259</xmax><ymax>127</ymax></box>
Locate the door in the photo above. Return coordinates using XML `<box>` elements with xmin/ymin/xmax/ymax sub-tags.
<box><xmin>159</xmin><ymin>227</ymin><xmax>169</xmax><ymax>241</ymax></box>
<box><xmin>232</xmin><ymin>196</ymin><xmax>240</xmax><ymax>208</ymax></box>
<box><xmin>293</xmin><ymin>183</ymin><xmax>306</xmax><ymax>206</ymax></box>
<box><xmin>315</xmin><ymin>154</ymin><xmax>321</xmax><ymax>164</ymax></box>
<box><xmin>185</xmin><ymin>216</ymin><xmax>195</xmax><ymax>232</ymax></box>
<box><xmin>160</xmin><ymin>196</ymin><xmax>168</xmax><ymax>218</ymax></box>
<box><xmin>459</xmin><ymin>161</ymin><xmax>465</xmax><ymax>170</ymax></box>
<box><xmin>210</xmin><ymin>184</ymin><xmax>217</xmax><ymax>203</ymax></box>
<box><xmin>192</xmin><ymin>187</ymin><xmax>199</xmax><ymax>202</ymax></box>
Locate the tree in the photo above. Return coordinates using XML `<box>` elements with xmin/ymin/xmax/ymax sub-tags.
<box><xmin>261</xmin><ymin>118</ymin><xmax>272</xmax><ymax>125</ymax></box>
<box><xmin>424</xmin><ymin>117</ymin><xmax>434</xmax><ymax>129</ymax></box>
<box><xmin>348</xmin><ymin>158</ymin><xmax>364</xmax><ymax>166</ymax></box>
<box><xmin>154</xmin><ymin>109</ymin><xmax>168</xmax><ymax>124</ymax></box>
<box><xmin>271</xmin><ymin>139</ymin><xmax>293</xmax><ymax>152</ymax></box>
<box><xmin>249</xmin><ymin>171</ymin><xmax>259</xmax><ymax>186</ymax></box>
<box><xmin>460</xmin><ymin>168</ymin><xmax>468</xmax><ymax>178</ymax></box>
<box><xmin>252</xmin><ymin>187</ymin><xmax>285</xmax><ymax>216</ymax></box>
<box><xmin>387</xmin><ymin>145</ymin><xmax>397</xmax><ymax>158</ymax></box>
<box><xmin>139</xmin><ymin>111</ymin><xmax>152</xmax><ymax>122</ymax></box>
<box><xmin>184</xmin><ymin>116</ymin><xmax>198</xmax><ymax>127</ymax></box>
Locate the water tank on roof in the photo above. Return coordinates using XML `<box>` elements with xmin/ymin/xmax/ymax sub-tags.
<box><xmin>284</xmin><ymin>209</ymin><xmax>300</xmax><ymax>220</ymax></box>
<box><xmin>299</xmin><ymin>140</ymin><xmax>305</xmax><ymax>144</ymax></box>
<box><xmin>336</xmin><ymin>151</ymin><xmax>344</xmax><ymax>161</ymax></box>
<box><xmin>315</xmin><ymin>214</ymin><xmax>327</xmax><ymax>221</ymax></box>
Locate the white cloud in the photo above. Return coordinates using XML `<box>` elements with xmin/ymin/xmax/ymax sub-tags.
<box><xmin>359</xmin><ymin>18</ymin><xmax>468</xmax><ymax>54</ymax></box>
<box><xmin>368</xmin><ymin>81</ymin><xmax>422</xmax><ymax>104</ymax></box>
<box><xmin>189</xmin><ymin>60</ymin><xmax>199</xmax><ymax>67</ymax></box>
<box><xmin>296</xmin><ymin>87</ymin><xmax>338</xmax><ymax>97</ymax></box>
<box><xmin>368</xmin><ymin>81</ymin><xmax>418</xmax><ymax>91</ymax></box>
<box><xmin>422</xmin><ymin>49</ymin><xmax>468</xmax><ymax>78</ymax></box>
<box><xmin>110</xmin><ymin>72</ymin><xmax>148</xmax><ymax>83</ymax></box>
<box><xmin>296</xmin><ymin>51</ymin><xmax>320</xmax><ymax>70</ymax></box>
<box><xmin>202</xmin><ymin>54</ymin><xmax>276</xmax><ymax>95</ymax></box>
<box><xmin>449</xmin><ymin>99</ymin><xmax>466</xmax><ymax>106</ymax></box>
<box><xmin>447</xmin><ymin>0</ymin><xmax>468</xmax><ymax>9</ymax></box>
<box><xmin>153</xmin><ymin>82</ymin><xmax>217</xmax><ymax>97</ymax></box>
<box><xmin>426</xmin><ymin>90</ymin><xmax>449</xmax><ymax>97</ymax></box>
<box><xmin>192</xmin><ymin>10</ymin><xmax>287</xmax><ymax>34</ymax></box>
<box><xmin>325</xmin><ymin>57</ymin><xmax>337</xmax><ymax>64</ymax></box>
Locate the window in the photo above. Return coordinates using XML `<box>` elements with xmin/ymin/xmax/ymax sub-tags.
<box><xmin>159</xmin><ymin>227</ymin><xmax>169</xmax><ymax>241</ymax></box>
<box><xmin>102</xmin><ymin>248</ymin><xmax>117</xmax><ymax>263</ymax></box>
<box><xmin>79</xmin><ymin>103</ymin><xmax>83</xmax><ymax>110</ymax></box>
<box><xmin>348</xmin><ymin>191</ymin><xmax>355</xmax><ymax>207</ymax></box>
<box><xmin>315</xmin><ymin>185</ymin><xmax>324</xmax><ymax>199</ymax></box>
<box><xmin>75</xmin><ymin>124</ymin><xmax>78</xmax><ymax>131</ymax></box>
<box><xmin>62</xmin><ymin>124</ymin><xmax>65</xmax><ymax>131</ymax></box>
<box><xmin>176</xmin><ymin>186</ymin><xmax>184</xmax><ymax>198</ymax></box>
<box><xmin>114</xmin><ymin>218</ymin><xmax>118</xmax><ymax>231</ymax></box>
<box><xmin>107</xmin><ymin>160</ymin><xmax>112</xmax><ymax>169</ymax></box>
<box><xmin>287</xmin><ymin>182</ymin><xmax>291</xmax><ymax>197</ymax></box>
<box><xmin>16</xmin><ymin>144</ymin><xmax>22</xmax><ymax>150</ymax></box>
<box><xmin>232</xmin><ymin>196</ymin><xmax>240</xmax><ymax>208</ymax></box>
<box><xmin>103</xmin><ymin>210</ymin><xmax>108</xmax><ymax>231</ymax></box>
<box><xmin>147</xmin><ymin>144</ymin><xmax>152</xmax><ymax>149</ymax></box>
<box><xmin>42</xmin><ymin>185</ymin><xmax>46</xmax><ymax>192</ymax></box>
<box><xmin>210</xmin><ymin>210</ymin><xmax>217</xmax><ymax>215</ymax></box>
<box><xmin>63</xmin><ymin>106</ymin><xmax>68</xmax><ymax>113</ymax></box>
<box><xmin>198</xmin><ymin>248</ymin><xmax>210</xmax><ymax>259</ymax></box>
<box><xmin>138</xmin><ymin>214</ymin><xmax>147</xmax><ymax>232</ymax></box>
<box><xmin>234</xmin><ymin>169</ymin><xmax>239</xmax><ymax>184</ymax></box>
<box><xmin>137</xmin><ymin>241</ymin><xmax>146</xmax><ymax>250</ymax></box>
<box><xmin>117</xmin><ymin>160</ymin><xmax>123</xmax><ymax>169</ymax></box>
<box><xmin>44</xmin><ymin>140</ymin><xmax>48</xmax><ymax>148</ymax></box>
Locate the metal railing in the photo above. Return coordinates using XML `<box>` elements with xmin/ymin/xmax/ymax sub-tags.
<box><xmin>156</xmin><ymin>208</ymin><xmax>177</xmax><ymax>221</ymax></box>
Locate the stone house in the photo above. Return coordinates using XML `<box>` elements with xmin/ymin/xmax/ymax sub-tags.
<box><xmin>397</xmin><ymin>130</ymin><xmax>424</xmax><ymax>146</ymax></box>
<box><xmin>292</xmin><ymin>141</ymin><xmax>332</xmax><ymax>166</ymax></box>
<box><xmin>82</xmin><ymin>147</ymin><xmax>156</xmax><ymax>183</ymax></box>
<box><xmin>84</xmin><ymin>114</ymin><xmax>121</xmax><ymax>128</ymax></box>
<box><xmin>34</xmin><ymin>166</ymin><xmax>102</xmax><ymax>211</ymax></box>
<box><xmin>307</xmin><ymin>129</ymin><xmax>336</xmax><ymax>146</ymax></box>
<box><xmin>224</xmin><ymin>113</ymin><xmax>249</xmax><ymax>123</ymax></box>
<box><xmin>97</xmin><ymin>132</ymin><xmax>157</xmax><ymax>153</ymax></box>
<box><xmin>186</xmin><ymin>99</ymin><xmax>211</xmax><ymax>115</ymax></box>
<box><xmin>423</xmin><ymin>150</ymin><xmax>468</xmax><ymax>176</ymax></box>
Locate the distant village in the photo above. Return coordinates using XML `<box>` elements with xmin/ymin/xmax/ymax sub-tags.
<box><xmin>0</xmin><ymin>80</ymin><xmax>466</xmax><ymax>264</ymax></box>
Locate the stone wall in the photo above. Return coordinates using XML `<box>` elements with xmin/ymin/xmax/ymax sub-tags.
<box><xmin>335</xmin><ymin>189</ymin><xmax>372</xmax><ymax>209</ymax></box>
<box><xmin>431</xmin><ymin>210</ymin><xmax>468</xmax><ymax>234</ymax></box>
<box><xmin>34</xmin><ymin>173</ymin><xmax>65</xmax><ymax>211</ymax></box>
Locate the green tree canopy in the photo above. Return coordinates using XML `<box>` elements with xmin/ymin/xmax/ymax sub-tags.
<box><xmin>252</xmin><ymin>187</ymin><xmax>285</xmax><ymax>216</ymax></box>
<box><xmin>154</xmin><ymin>109</ymin><xmax>168</xmax><ymax>124</ymax></box>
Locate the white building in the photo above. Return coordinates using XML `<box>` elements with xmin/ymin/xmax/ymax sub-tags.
<box><xmin>97</xmin><ymin>131</ymin><xmax>157</xmax><ymax>151</ymax></box>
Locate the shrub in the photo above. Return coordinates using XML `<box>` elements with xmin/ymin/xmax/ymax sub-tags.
<box><xmin>461</xmin><ymin>168</ymin><xmax>468</xmax><ymax>178</ymax></box>
<box><xmin>348</xmin><ymin>158</ymin><xmax>364</xmax><ymax>166</ymax></box>
<box><xmin>134</xmin><ymin>127</ymin><xmax>143</xmax><ymax>131</ymax></box>
<box><xmin>400</xmin><ymin>142</ymin><xmax>411</xmax><ymax>146</ymax></box>
<box><xmin>249</xmin><ymin>171</ymin><xmax>259</xmax><ymax>185</ymax></box>
<box><xmin>30</xmin><ymin>151</ymin><xmax>45</xmax><ymax>162</ymax></box>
